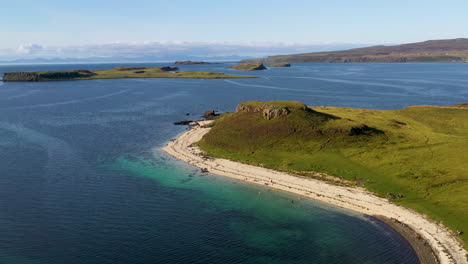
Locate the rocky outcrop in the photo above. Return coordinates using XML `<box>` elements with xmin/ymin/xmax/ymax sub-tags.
<box><xmin>262</xmin><ymin>107</ymin><xmax>290</xmax><ymax>120</ymax></box>
<box><xmin>204</xmin><ymin>110</ymin><xmax>219</xmax><ymax>120</ymax></box>
<box><xmin>160</xmin><ymin>66</ymin><xmax>179</xmax><ymax>72</ymax></box>
<box><xmin>235</xmin><ymin>101</ymin><xmax>307</xmax><ymax>120</ymax></box>
<box><xmin>3</xmin><ymin>72</ymin><xmax>39</xmax><ymax>82</ymax></box>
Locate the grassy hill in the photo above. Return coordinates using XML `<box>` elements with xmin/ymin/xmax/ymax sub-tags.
<box><xmin>242</xmin><ymin>38</ymin><xmax>468</xmax><ymax>63</ymax></box>
<box><xmin>197</xmin><ymin>101</ymin><xmax>468</xmax><ymax>246</ymax></box>
<box><xmin>2</xmin><ymin>66</ymin><xmax>253</xmax><ymax>82</ymax></box>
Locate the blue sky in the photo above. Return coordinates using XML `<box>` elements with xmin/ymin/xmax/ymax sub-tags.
<box><xmin>1</xmin><ymin>0</ymin><xmax>467</xmax><ymax>59</ymax></box>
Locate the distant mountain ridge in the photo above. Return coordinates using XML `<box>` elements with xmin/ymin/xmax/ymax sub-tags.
<box><xmin>242</xmin><ymin>38</ymin><xmax>468</xmax><ymax>63</ymax></box>
<box><xmin>0</xmin><ymin>55</ymin><xmax>253</xmax><ymax>64</ymax></box>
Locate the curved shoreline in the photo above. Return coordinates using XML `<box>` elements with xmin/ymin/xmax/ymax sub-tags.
<box><xmin>162</xmin><ymin>121</ymin><xmax>467</xmax><ymax>264</ymax></box>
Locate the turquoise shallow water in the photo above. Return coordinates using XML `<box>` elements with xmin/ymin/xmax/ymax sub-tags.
<box><xmin>1</xmin><ymin>62</ymin><xmax>467</xmax><ymax>263</ymax></box>
<box><xmin>103</xmin><ymin>152</ymin><xmax>417</xmax><ymax>264</ymax></box>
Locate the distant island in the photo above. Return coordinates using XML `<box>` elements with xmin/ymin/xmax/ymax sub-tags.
<box><xmin>242</xmin><ymin>38</ymin><xmax>468</xmax><ymax>63</ymax></box>
<box><xmin>164</xmin><ymin>100</ymin><xmax>468</xmax><ymax>264</ymax></box>
<box><xmin>173</xmin><ymin>61</ymin><xmax>222</xmax><ymax>65</ymax></box>
<box><xmin>2</xmin><ymin>66</ymin><xmax>253</xmax><ymax>82</ymax></box>
<box><xmin>229</xmin><ymin>63</ymin><xmax>267</xmax><ymax>71</ymax></box>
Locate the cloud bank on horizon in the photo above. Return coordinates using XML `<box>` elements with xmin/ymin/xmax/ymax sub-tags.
<box><xmin>2</xmin><ymin>1</ymin><xmax>467</xmax><ymax>62</ymax></box>
<box><xmin>0</xmin><ymin>41</ymin><xmax>366</xmax><ymax>62</ymax></box>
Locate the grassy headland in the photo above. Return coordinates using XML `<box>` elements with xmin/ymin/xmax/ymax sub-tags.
<box><xmin>2</xmin><ymin>66</ymin><xmax>253</xmax><ymax>82</ymax></box>
<box><xmin>197</xmin><ymin>101</ymin><xmax>468</xmax><ymax>246</ymax></box>
<box><xmin>229</xmin><ymin>63</ymin><xmax>267</xmax><ymax>71</ymax></box>
<box><xmin>267</xmin><ymin>62</ymin><xmax>291</xmax><ymax>67</ymax></box>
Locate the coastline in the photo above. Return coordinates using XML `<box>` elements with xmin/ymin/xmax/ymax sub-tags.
<box><xmin>161</xmin><ymin>121</ymin><xmax>467</xmax><ymax>264</ymax></box>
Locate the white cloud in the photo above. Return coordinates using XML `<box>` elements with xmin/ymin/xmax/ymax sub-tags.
<box><xmin>2</xmin><ymin>41</ymin><xmax>367</xmax><ymax>61</ymax></box>
<box><xmin>16</xmin><ymin>43</ymin><xmax>44</xmax><ymax>55</ymax></box>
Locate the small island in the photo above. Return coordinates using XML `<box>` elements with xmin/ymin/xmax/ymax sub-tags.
<box><xmin>2</xmin><ymin>66</ymin><xmax>253</xmax><ymax>82</ymax></box>
<box><xmin>228</xmin><ymin>63</ymin><xmax>267</xmax><ymax>71</ymax></box>
<box><xmin>267</xmin><ymin>62</ymin><xmax>291</xmax><ymax>67</ymax></box>
<box><xmin>173</xmin><ymin>61</ymin><xmax>221</xmax><ymax>65</ymax></box>
<box><xmin>163</xmin><ymin>100</ymin><xmax>468</xmax><ymax>264</ymax></box>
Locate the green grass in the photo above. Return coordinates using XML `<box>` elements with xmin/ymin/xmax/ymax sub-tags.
<box><xmin>2</xmin><ymin>66</ymin><xmax>254</xmax><ymax>82</ymax></box>
<box><xmin>448</xmin><ymin>103</ymin><xmax>468</xmax><ymax>108</ymax></box>
<box><xmin>198</xmin><ymin>101</ymin><xmax>468</xmax><ymax>247</ymax></box>
<box><xmin>267</xmin><ymin>62</ymin><xmax>291</xmax><ymax>67</ymax></box>
<box><xmin>229</xmin><ymin>63</ymin><xmax>267</xmax><ymax>71</ymax></box>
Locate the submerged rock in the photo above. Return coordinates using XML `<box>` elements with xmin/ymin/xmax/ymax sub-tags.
<box><xmin>174</xmin><ymin>120</ymin><xmax>194</xmax><ymax>125</ymax></box>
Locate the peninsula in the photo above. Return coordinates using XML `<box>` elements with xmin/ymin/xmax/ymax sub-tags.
<box><xmin>1</xmin><ymin>66</ymin><xmax>253</xmax><ymax>82</ymax></box>
<box><xmin>267</xmin><ymin>62</ymin><xmax>291</xmax><ymax>67</ymax></box>
<box><xmin>163</xmin><ymin>101</ymin><xmax>468</xmax><ymax>264</ymax></box>
<box><xmin>173</xmin><ymin>61</ymin><xmax>222</xmax><ymax>65</ymax></box>
<box><xmin>242</xmin><ymin>38</ymin><xmax>468</xmax><ymax>63</ymax></box>
<box><xmin>229</xmin><ymin>63</ymin><xmax>267</xmax><ymax>71</ymax></box>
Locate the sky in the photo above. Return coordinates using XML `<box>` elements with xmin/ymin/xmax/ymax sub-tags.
<box><xmin>1</xmin><ymin>0</ymin><xmax>467</xmax><ymax>60</ymax></box>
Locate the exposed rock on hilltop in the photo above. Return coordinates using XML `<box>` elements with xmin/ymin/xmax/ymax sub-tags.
<box><xmin>236</xmin><ymin>101</ymin><xmax>308</xmax><ymax>112</ymax></box>
<box><xmin>262</xmin><ymin>107</ymin><xmax>290</xmax><ymax>120</ymax></box>
<box><xmin>236</xmin><ymin>101</ymin><xmax>308</xmax><ymax>120</ymax></box>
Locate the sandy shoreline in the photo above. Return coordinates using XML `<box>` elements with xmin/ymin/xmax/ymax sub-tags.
<box><xmin>162</xmin><ymin>121</ymin><xmax>467</xmax><ymax>264</ymax></box>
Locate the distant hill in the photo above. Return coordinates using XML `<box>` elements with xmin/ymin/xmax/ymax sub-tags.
<box><xmin>242</xmin><ymin>38</ymin><xmax>468</xmax><ymax>63</ymax></box>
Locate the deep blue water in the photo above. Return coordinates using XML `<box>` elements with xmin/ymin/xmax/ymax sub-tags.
<box><xmin>0</xmin><ymin>62</ymin><xmax>467</xmax><ymax>264</ymax></box>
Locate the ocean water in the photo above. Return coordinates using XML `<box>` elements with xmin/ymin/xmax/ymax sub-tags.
<box><xmin>0</xmin><ymin>62</ymin><xmax>467</xmax><ymax>264</ymax></box>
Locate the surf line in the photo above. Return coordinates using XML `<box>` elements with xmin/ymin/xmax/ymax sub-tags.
<box><xmin>0</xmin><ymin>89</ymin><xmax>131</xmax><ymax>110</ymax></box>
<box><xmin>224</xmin><ymin>79</ymin><xmax>313</xmax><ymax>93</ymax></box>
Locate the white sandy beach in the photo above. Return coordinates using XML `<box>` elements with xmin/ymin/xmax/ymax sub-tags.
<box><xmin>162</xmin><ymin>121</ymin><xmax>467</xmax><ymax>264</ymax></box>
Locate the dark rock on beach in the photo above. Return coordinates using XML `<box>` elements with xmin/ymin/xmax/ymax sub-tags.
<box><xmin>204</xmin><ymin>110</ymin><xmax>219</xmax><ymax>120</ymax></box>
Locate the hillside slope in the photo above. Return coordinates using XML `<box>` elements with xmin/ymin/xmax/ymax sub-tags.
<box><xmin>242</xmin><ymin>38</ymin><xmax>468</xmax><ymax>63</ymax></box>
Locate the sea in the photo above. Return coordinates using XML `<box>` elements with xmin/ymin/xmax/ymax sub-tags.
<box><xmin>0</xmin><ymin>62</ymin><xmax>467</xmax><ymax>264</ymax></box>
